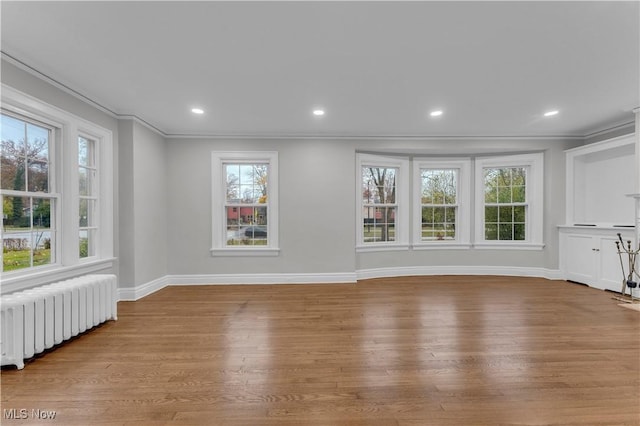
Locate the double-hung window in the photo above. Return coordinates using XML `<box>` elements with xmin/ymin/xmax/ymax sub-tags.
<box><xmin>211</xmin><ymin>151</ymin><xmax>279</xmax><ymax>256</ymax></box>
<box><xmin>474</xmin><ymin>153</ymin><xmax>544</xmax><ymax>248</ymax></box>
<box><xmin>1</xmin><ymin>86</ymin><xmax>114</xmax><ymax>292</ymax></box>
<box><xmin>356</xmin><ymin>154</ymin><xmax>409</xmax><ymax>251</ymax></box>
<box><xmin>413</xmin><ymin>159</ymin><xmax>471</xmax><ymax>247</ymax></box>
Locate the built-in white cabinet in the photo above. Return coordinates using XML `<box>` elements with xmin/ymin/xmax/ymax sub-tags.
<box><xmin>559</xmin><ymin>226</ymin><xmax>634</xmax><ymax>292</ymax></box>
<box><xmin>560</xmin><ymin>134</ymin><xmax>636</xmax><ymax>293</ymax></box>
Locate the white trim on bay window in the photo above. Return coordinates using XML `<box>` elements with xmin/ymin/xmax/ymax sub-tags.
<box><xmin>474</xmin><ymin>152</ymin><xmax>544</xmax><ymax>249</ymax></box>
<box><xmin>356</xmin><ymin>153</ymin><xmax>409</xmax><ymax>252</ymax></box>
<box><xmin>211</xmin><ymin>151</ymin><xmax>279</xmax><ymax>256</ymax></box>
<box><xmin>412</xmin><ymin>158</ymin><xmax>471</xmax><ymax>249</ymax></box>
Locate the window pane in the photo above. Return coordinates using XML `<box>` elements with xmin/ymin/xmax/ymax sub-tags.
<box><xmin>2</xmin><ymin>115</ymin><xmax>51</xmax><ymax>193</ymax></box>
<box><xmin>444</xmin><ymin>206</ymin><xmax>456</xmax><ymax>223</ymax></box>
<box><xmin>512</xmin><ymin>185</ymin><xmax>525</xmax><ymax>203</ymax></box>
<box><xmin>3</xmin><ymin>232</ymin><xmax>32</xmax><ymax>272</ymax></box>
<box><xmin>514</xmin><ymin>223</ymin><xmax>526</xmax><ymax>241</ymax></box>
<box><xmin>28</xmin><ymin>157</ymin><xmax>48</xmax><ymax>192</ymax></box>
<box><xmin>497</xmin><ymin>186</ymin><xmax>511</xmax><ymax>203</ymax></box>
<box><xmin>499</xmin><ymin>206</ymin><xmax>513</xmax><ymax>222</ymax></box>
<box><xmin>1</xmin><ymin>115</ymin><xmax>26</xmax><ymax>191</ymax></box>
<box><xmin>33</xmin><ymin>198</ymin><xmax>51</xmax><ymax>230</ymax></box>
<box><xmin>79</xmin><ymin>199</ymin><xmax>96</xmax><ymax>227</ymax></box>
<box><xmin>499</xmin><ymin>224</ymin><xmax>513</xmax><ymax>240</ymax></box>
<box><xmin>362</xmin><ymin>206</ymin><xmax>395</xmax><ymax>242</ymax></box>
<box><xmin>78</xmin><ymin>136</ymin><xmax>95</xmax><ymax>167</ymax></box>
<box><xmin>513</xmin><ymin>205</ymin><xmax>526</xmax><ymax>222</ymax></box>
<box><xmin>485</xmin><ymin>206</ymin><xmax>498</xmax><ymax>222</ymax></box>
<box><xmin>4</xmin><ymin>196</ymin><xmax>29</xmax><ymax>228</ymax></box>
<box><xmin>444</xmin><ymin>223</ymin><xmax>456</xmax><ymax>239</ymax></box>
<box><xmin>2</xmin><ymin>157</ymin><xmax>25</xmax><ymax>191</ymax></box>
<box><xmin>225</xmin><ymin>206</ymin><xmax>268</xmax><ymax>246</ymax></box>
<box><xmin>79</xmin><ymin>229</ymin><xmax>96</xmax><ymax>258</ymax></box>
<box><xmin>1</xmin><ymin>151</ymin><xmax>19</xmax><ymax>191</ymax></box>
<box><xmin>422</xmin><ymin>206</ymin><xmax>434</xmax><ymax>225</ymax></box>
<box><xmin>225</xmin><ymin>163</ymin><xmax>268</xmax><ymax>204</ymax></box>
<box><xmin>252</xmin><ymin>164</ymin><xmax>268</xmax><ymax>201</ymax></box>
<box><xmin>485</xmin><ymin>223</ymin><xmax>498</xmax><ymax>240</ymax></box>
<box><xmin>225</xmin><ymin>164</ymin><xmax>240</xmax><ymax>202</ymax></box>
<box><xmin>79</xmin><ymin>167</ymin><xmax>87</xmax><ymax>196</ymax></box>
<box><xmin>362</xmin><ymin>167</ymin><xmax>396</xmax><ymax>204</ymax></box>
<box><xmin>2</xmin><ymin>196</ymin><xmax>54</xmax><ymax>271</ymax></box>
<box><xmin>422</xmin><ymin>169</ymin><xmax>456</xmax><ymax>205</ymax></box>
<box><xmin>484</xmin><ymin>182</ymin><xmax>497</xmax><ymax>203</ymax></box>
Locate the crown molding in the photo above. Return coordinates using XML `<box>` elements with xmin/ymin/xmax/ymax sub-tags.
<box><xmin>582</xmin><ymin>120</ymin><xmax>636</xmax><ymax>140</ymax></box>
<box><xmin>163</xmin><ymin>133</ymin><xmax>585</xmax><ymax>141</ymax></box>
<box><xmin>2</xmin><ymin>51</ymin><xmax>167</xmax><ymax>138</ymax></box>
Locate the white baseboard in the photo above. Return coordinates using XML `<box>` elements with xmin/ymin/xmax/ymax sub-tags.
<box><xmin>356</xmin><ymin>266</ymin><xmax>563</xmax><ymax>281</ymax></box>
<box><xmin>118</xmin><ymin>267</ymin><xmax>563</xmax><ymax>301</ymax></box>
<box><xmin>118</xmin><ymin>275</ymin><xmax>169</xmax><ymax>301</ymax></box>
<box><xmin>167</xmin><ymin>272</ymin><xmax>357</xmax><ymax>286</ymax></box>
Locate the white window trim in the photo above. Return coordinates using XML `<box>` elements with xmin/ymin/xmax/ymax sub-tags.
<box><xmin>474</xmin><ymin>152</ymin><xmax>544</xmax><ymax>250</ymax></box>
<box><xmin>412</xmin><ymin>158</ymin><xmax>472</xmax><ymax>249</ymax></box>
<box><xmin>0</xmin><ymin>85</ymin><xmax>114</xmax><ymax>293</ymax></box>
<box><xmin>210</xmin><ymin>151</ymin><xmax>279</xmax><ymax>256</ymax></box>
<box><xmin>356</xmin><ymin>153</ymin><xmax>409</xmax><ymax>252</ymax></box>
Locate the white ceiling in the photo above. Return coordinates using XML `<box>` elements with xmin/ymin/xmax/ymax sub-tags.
<box><xmin>1</xmin><ymin>1</ymin><xmax>639</xmax><ymax>138</ymax></box>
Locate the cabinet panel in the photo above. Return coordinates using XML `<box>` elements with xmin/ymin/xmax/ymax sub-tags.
<box><xmin>598</xmin><ymin>235</ymin><xmax>625</xmax><ymax>292</ymax></box>
<box><xmin>563</xmin><ymin>233</ymin><xmax>596</xmax><ymax>286</ymax></box>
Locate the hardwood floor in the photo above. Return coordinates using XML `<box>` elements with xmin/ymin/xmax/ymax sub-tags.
<box><xmin>2</xmin><ymin>276</ymin><xmax>639</xmax><ymax>425</ymax></box>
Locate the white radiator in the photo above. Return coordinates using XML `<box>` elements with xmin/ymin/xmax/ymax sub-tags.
<box><xmin>0</xmin><ymin>274</ymin><xmax>117</xmax><ymax>369</ymax></box>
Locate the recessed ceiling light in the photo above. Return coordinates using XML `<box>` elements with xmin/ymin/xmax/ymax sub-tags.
<box><xmin>544</xmin><ymin>110</ymin><xmax>559</xmax><ymax>117</ymax></box>
<box><xmin>430</xmin><ymin>110</ymin><xmax>443</xmax><ymax>117</ymax></box>
<box><xmin>313</xmin><ymin>109</ymin><xmax>325</xmax><ymax>116</ymax></box>
<box><xmin>191</xmin><ymin>108</ymin><xmax>204</xmax><ymax>114</ymax></box>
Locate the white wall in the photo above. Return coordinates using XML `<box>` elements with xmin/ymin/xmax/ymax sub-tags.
<box><xmin>118</xmin><ymin>120</ymin><xmax>168</xmax><ymax>288</ymax></box>
<box><xmin>132</xmin><ymin>122</ymin><xmax>168</xmax><ymax>285</ymax></box>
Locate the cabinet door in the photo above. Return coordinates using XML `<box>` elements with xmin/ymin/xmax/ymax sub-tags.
<box><xmin>596</xmin><ymin>235</ymin><xmax>625</xmax><ymax>292</ymax></box>
<box><xmin>562</xmin><ymin>233</ymin><xmax>597</xmax><ymax>286</ymax></box>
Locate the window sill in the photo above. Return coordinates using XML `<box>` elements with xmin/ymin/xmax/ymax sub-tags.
<box><xmin>0</xmin><ymin>257</ymin><xmax>116</xmax><ymax>295</ymax></box>
<box><xmin>210</xmin><ymin>247</ymin><xmax>281</xmax><ymax>257</ymax></box>
<box><xmin>356</xmin><ymin>244</ymin><xmax>410</xmax><ymax>253</ymax></box>
<box><xmin>473</xmin><ymin>243</ymin><xmax>545</xmax><ymax>251</ymax></box>
<box><xmin>412</xmin><ymin>243</ymin><xmax>472</xmax><ymax>250</ymax></box>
